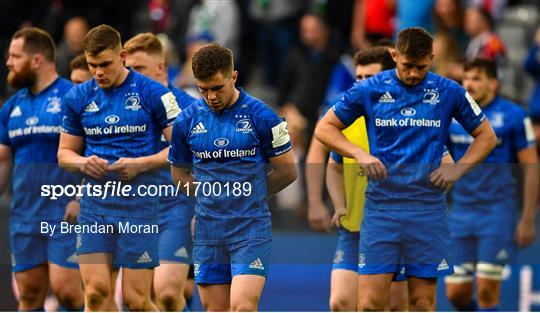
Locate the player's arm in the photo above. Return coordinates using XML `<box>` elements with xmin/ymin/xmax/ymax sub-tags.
<box><xmin>58</xmin><ymin>133</ymin><xmax>109</xmax><ymax>179</ymax></box>
<box><xmin>315</xmin><ymin>109</ymin><xmax>386</xmax><ymax>179</ymax></box>
<box><xmin>267</xmin><ymin>149</ymin><xmax>297</xmax><ymax>196</ymax></box>
<box><xmin>109</xmin><ymin>126</ymin><xmax>173</xmax><ymax>180</ymax></box>
<box><xmin>171</xmin><ymin>165</ymin><xmax>194</xmax><ymax>196</ymax></box>
<box><xmin>0</xmin><ymin>144</ymin><xmax>13</xmax><ymax>196</ymax></box>
<box><xmin>305</xmin><ymin>136</ymin><xmax>332</xmax><ymax>232</ymax></box>
<box><xmin>326</xmin><ymin>156</ymin><xmax>346</xmax><ymax>228</ymax></box>
<box><xmin>515</xmin><ymin>146</ymin><xmax>539</xmax><ymax>248</ymax></box>
<box><xmin>430</xmin><ymin>119</ymin><xmax>497</xmax><ymax>189</ymax></box>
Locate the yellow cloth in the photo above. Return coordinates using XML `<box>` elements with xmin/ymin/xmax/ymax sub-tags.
<box><xmin>339</xmin><ymin>117</ymin><xmax>369</xmax><ymax>232</ymax></box>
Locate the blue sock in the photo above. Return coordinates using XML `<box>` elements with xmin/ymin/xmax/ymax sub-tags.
<box><xmin>478</xmin><ymin>306</ymin><xmax>498</xmax><ymax>312</ymax></box>
<box><xmin>22</xmin><ymin>307</ymin><xmax>45</xmax><ymax>312</ymax></box>
<box><xmin>182</xmin><ymin>304</ymin><xmax>191</xmax><ymax>312</ymax></box>
<box><xmin>58</xmin><ymin>305</ymin><xmax>84</xmax><ymax>312</ymax></box>
<box><xmin>456</xmin><ymin>299</ymin><xmax>477</xmax><ymax>311</ymax></box>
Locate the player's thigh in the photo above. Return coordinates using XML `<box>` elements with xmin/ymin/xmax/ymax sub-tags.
<box><xmin>197</xmin><ymin>284</ymin><xmax>231</xmax><ymax>311</ymax></box>
<box><xmin>407</xmin><ymin>276</ymin><xmax>438</xmax><ymax>311</ymax></box>
<box><xmin>153</xmin><ymin>263</ymin><xmax>190</xmax><ymax>295</ymax></box>
<box><xmin>122</xmin><ymin>267</ymin><xmax>154</xmax><ymax>299</ymax></box>
<box><xmin>357</xmin><ymin>273</ymin><xmax>394</xmax><ymax>310</ymax></box>
<box><xmin>389</xmin><ymin>281</ymin><xmax>408</xmax><ymax>311</ymax></box>
<box><xmin>230</xmin><ymin>274</ymin><xmax>266</xmax><ymax>311</ymax></box>
<box><xmin>48</xmin><ymin>262</ymin><xmax>83</xmax><ymax>298</ymax></box>
<box><xmin>331</xmin><ymin>228</ymin><xmax>359</xmax><ymax>307</ymax></box>
<box><xmin>14</xmin><ymin>264</ymin><xmax>49</xmax><ymax>301</ymax></box>
<box><xmin>330</xmin><ymin>269</ymin><xmax>358</xmax><ymax>310</ymax></box>
<box><xmin>78</xmin><ymin>254</ymin><xmax>114</xmax><ymax>292</ymax></box>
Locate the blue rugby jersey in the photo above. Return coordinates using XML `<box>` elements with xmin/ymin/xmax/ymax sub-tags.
<box><xmin>168</xmin><ymin>88</ymin><xmax>292</xmax><ymax>244</ymax></box>
<box><xmin>61</xmin><ymin>69</ymin><xmax>180</xmax><ymax>217</ymax></box>
<box><xmin>332</xmin><ymin>70</ymin><xmax>486</xmax><ymax>209</ymax></box>
<box><xmin>448</xmin><ymin>96</ymin><xmax>536</xmax><ymax>206</ymax></box>
<box><xmin>0</xmin><ymin>77</ymin><xmax>80</xmax><ymax>221</ymax></box>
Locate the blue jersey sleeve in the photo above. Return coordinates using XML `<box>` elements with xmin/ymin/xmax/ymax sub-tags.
<box><xmin>452</xmin><ymin>88</ymin><xmax>486</xmax><ymax>133</ymax></box>
<box><xmin>331</xmin><ymin>83</ymin><xmax>366</xmax><ymax>127</ymax></box>
<box><xmin>172</xmin><ymin>87</ymin><xmax>197</xmax><ymax>110</ymax></box>
<box><xmin>255</xmin><ymin>110</ymin><xmax>292</xmax><ymax>158</ymax></box>
<box><xmin>330</xmin><ymin>151</ymin><xmax>343</xmax><ymax>163</ymax></box>
<box><xmin>511</xmin><ymin>109</ymin><xmax>536</xmax><ymax>152</ymax></box>
<box><xmin>144</xmin><ymin>80</ymin><xmax>181</xmax><ymax>129</ymax></box>
<box><xmin>168</xmin><ymin>114</ymin><xmax>192</xmax><ymax>166</ymax></box>
<box><xmin>0</xmin><ymin>99</ymin><xmax>12</xmax><ymax>145</ymax></box>
<box><xmin>61</xmin><ymin>89</ymin><xmax>84</xmax><ymax>136</ymax></box>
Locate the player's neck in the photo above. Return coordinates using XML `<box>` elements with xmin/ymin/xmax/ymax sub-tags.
<box><xmin>159</xmin><ymin>73</ymin><xmax>169</xmax><ymax>88</ymax></box>
<box><xmin>31</xmin><ymin>66</ymin><xmax>58</xmax><ymax>95</ymax></box>
<box><xmin>479</xmin><ymin>93</ymin><xmax>496</xmax><ymax>108</ymax></box>
<box><xmin>111</xmin><ymin>67</ymin><xmax>130</xmax><ymax>88</ymax></box>
<box><xmin>225</xmin><ymin>88</ymin><xmax>240</xmax><ymax>109</ymax></box>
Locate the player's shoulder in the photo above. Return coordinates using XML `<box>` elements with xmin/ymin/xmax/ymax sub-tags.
<box><xmin>495</xmin><ymin>96</ymin><xmax>528</xmax><ymax>117</ymax></box>
<box><xmin>237</xmin><ymin>89</ymin><xmax>279</xmax><ymax>120</ymax></box>
<box><xmin>169</xmin><ymin>85</ymin><xmax>196</xmax><ymax>110</ymax></box>
<box><xmin>175</xmin><ymin>98</ymin><xmax>206</xmax><ymax>121</ymax></box>
<box><xmin>65</xmin><ymin>79</ymin><xmax>95</xmax><ymax>104</ymax></box>
<box><xmin>425</xmin><ymin>72</ymin><xmax>464</xmax><ymax>92</ymax></box>
<box><xmin>4</xmin><ymin>87</ymin><xmax>30</xmax><ymax>107</ymax></box>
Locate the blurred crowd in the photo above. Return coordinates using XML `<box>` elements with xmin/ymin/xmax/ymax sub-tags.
<box><xmin>1</xmin><ymin>0</ymin><xmax>539</xmax><ymax>226</ymax></box>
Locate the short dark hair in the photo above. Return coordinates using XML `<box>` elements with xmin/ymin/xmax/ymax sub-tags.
<box><xmin>464</xmin><ymin>58</ymin><xmax>498</xmax><ymax>79</ymax></box>
<box><xmin>192</xmin><ymin>43</ymin><xmax>234</xmax><ymax>80</ymax></box>
<box><xmin>353</xmin><ymin>47</ymin><xmax>395</xmax><ymax>71</ymax></box>
<box><xmin>12</xmin><ymin>27</ymin><xmax>55</xmax><ymax>62</ymax></box>
<box><xmin>69</xmin><ymin>54</ymin><xmax>89</xmax><ymax>71</ymax></box>
<box><xmin>396</xmin><ymin>27</ymin><xmax>433</xmax><ymax>58</ymax></box>
<box><xmin>124</xmin><ymin>32</ymin><xmax>163</xmax><ymax>57</ymax></box>
<box><xmin>83</xmin><ymin>24</ymin><xmax>121</xmax><ymax>56</ymax></box>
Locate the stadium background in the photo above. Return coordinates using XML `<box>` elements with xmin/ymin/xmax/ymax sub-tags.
<box><xmin>0</xmin><ymin>0</ymin><xmax>540</xmax><ymax>310</ymax></box>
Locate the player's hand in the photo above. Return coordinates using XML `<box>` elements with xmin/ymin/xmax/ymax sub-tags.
<box><xmin>515</xmin><ymin>217</ymin><xmax>536</xmax><ymax>248</ymax></box>
<box><xmin>64</xmin><ymin>200</ymin><xmax>80</xmax><ymax>225</ymax></box>
<box><xmin>78</xmin><ymin>155</ymin><xmax>109</xmax><ymax>179</ymax></box>
<box><xmin>108</xmin><ymin>157</ymin><xmax>148</xmax><ymax>181</ymax></box>
<box><xmin>331</xmin><ymin>207</ymin><xmax>346</xmax><ymax>228</ymax></box>
<box><xmin>429</xmin><ymin>163</ymin><xmax>465</xmax><ymax>190</ymax></box>
<box><xmin>307</xmin><ymin>201</ymin><xmax>332</xmax><ymax>233</ymax></box>
<box><xmin>356</xmin><ymin>154</ymin><xmax>387</xmax><ymax>180</ymax></box>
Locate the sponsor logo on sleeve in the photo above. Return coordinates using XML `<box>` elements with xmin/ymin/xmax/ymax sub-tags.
<box><xmin>271</xmin><ymin>121</ymin><xmax>290</xmax><ymax>148</ymax></box>
<box><xmin>465</xmin><ymin>92</ymin><xmax>482</xmax><ymax>116</ymax></box>
<box><xmin>161</xmin><ymin>92</ymin><xmax>181</xmax><ymax>120</ymax></box>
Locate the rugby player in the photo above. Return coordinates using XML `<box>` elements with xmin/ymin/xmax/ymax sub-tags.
<box><xmin>168</xmin><ymin>43</ymin><xmax>297</xmax><ymax>311</ymax></box>
<box><xmin>324</xmin><ymin>47</ymin><xmax>408</xmax><ymax>311</ymax></box>
<box><xmin>0</xmin><ymin>27</ymin><xmax>83</xmax><ymax>311</ymax></box>
<box><xmin>57</xmin><ymin>24</ymin><xmax>180</xmax><ymax>311</ymax></box>
<box><xmin>445</xmin><ymin>58</ymin><xmax>538</xmax><ymax>311</ymax></box>
<box><xmin>124</xmin><ymin>32</ymin><xmax>196</xmax><ymax>311</ymax></box>
<box><xmin>69</xmin><ymin>54</ymin><xmax>92</xmax><ymax>85</ymax></box>
<box><xmin>315</xmin><ymin>27</ymin><xmax>497</xmax><ymax>311</ymax></box>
